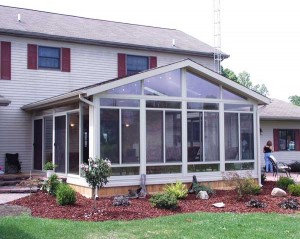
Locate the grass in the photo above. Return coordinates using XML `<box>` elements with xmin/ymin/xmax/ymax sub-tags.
<box><xmin>1</xmin><ymin>213</ymin><xmax>300</xmax><ymax>239</ymax></box>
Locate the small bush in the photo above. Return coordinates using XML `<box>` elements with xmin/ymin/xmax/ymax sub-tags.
<box><xmin>56</xmin><ymin>184</ymin><xmax>76</xmax><ymax>205</ymax></box>
<box><xmin>276</xmin><ymin>176</ymin><xmax>295</xmax><ymax>190</ymax></box>
<box><xmin>193</xmin><ymin>184</ymin><xmax>215</xmax><ymax>196</ymax></box>
<box><xmin>288</xmin><ymin>184</ymin><xmax>300</xmax><ymax>196</ymax></box>
<box><xmin>223</xmin><ymin>172</ymin><xmax>261</xmax><ymax>200</ymax></box>
<box><xmin>42</xmin><ymin>174</ymin><xmax>61</xmax><ymax>195</ymax></box>
<box><xmin>149</xmin><ymin>192</ymin><xmax>178</xmax><ymax>210</ymax></box>
<box><xmin>164</xmin><ymin>181</ymin><xmax>188</xmax><ymax>199</ymax></box>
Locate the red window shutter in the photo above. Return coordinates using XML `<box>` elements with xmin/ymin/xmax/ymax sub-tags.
<box><xmin>27</xmin><ymin>44</ymin><xmax>37</xmax><ymax>69</ymax></box>
<box><xmin>1</xmin><ymin>41</ymin><xmax>11</xmax><ymax>80</ymax></box>
<box><xmin>149</xmin><ymin>56</ymin><xmax>157</xmax><ymax>69</ymax></box>
<box><xmin>61</xmin><ymin>48</ymin><xmax>71</xmax><ymax>72</ymax></box>
<box><xmin>295</xmin><ymin>129</ymin><xmax>300</xmax><ymax>151</ymax></box>
<box><xmin>273</xmin><ymin>129</ymin><xmax>279</xmax><ymax>151</ymax></box>
<box><xmin>118</xmin><ymin>53</ymin><xmax>126</xmax><ymax>78</ymax></box>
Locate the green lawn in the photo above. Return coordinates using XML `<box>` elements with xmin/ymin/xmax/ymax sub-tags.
<box><xmin>1</xmin><ymin>213</ymin><xmax>300</xmax><ymax>239</ymax></box>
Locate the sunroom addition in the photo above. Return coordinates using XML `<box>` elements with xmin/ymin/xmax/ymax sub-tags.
<box><xmin>23</xmin><ymin>59</ymin><xmax>269</xmax><ymax>190</ymax></box>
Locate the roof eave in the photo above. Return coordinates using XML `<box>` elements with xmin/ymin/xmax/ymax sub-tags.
<box><xmin>260</xmin><ymin>116</ymin><xmax>300</xmax><ymax>121</ymax></box>
<box><xmin>21</xmin><ymin>90</ymin><xmax>85</xmax><ymax>111</ymax></box>
<box><xmin>0</xmin><ymin>29</ymin><xmax>229</xmax><ymax>58</ymax></box>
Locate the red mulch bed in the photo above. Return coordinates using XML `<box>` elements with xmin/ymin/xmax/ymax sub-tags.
<box><xmin>8</xmin><ymin>181</ymin><xmax>300</xmax><ymax>221</ymax></box>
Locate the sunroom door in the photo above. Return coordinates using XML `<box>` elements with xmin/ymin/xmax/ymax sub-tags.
<box><xmin>54</xmin><ymin>115</ymin><xmax>66</xmax><ymax>173</ymax></box>
<box><xmin>33</xmin><ymin>119</ymin><xmax>43</xmax><ymax>170</ymax></box>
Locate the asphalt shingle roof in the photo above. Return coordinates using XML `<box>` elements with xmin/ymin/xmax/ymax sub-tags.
<box><xmin>0</xmin><ymin>5</ymin><xmax>226</xmax><ymax>57</ymax></box>
<box><xmin>259</xmin><ymin>98</ymin><xmax>300</xmax><ymax>120</ymax></box>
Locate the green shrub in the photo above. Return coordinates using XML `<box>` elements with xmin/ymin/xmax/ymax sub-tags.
<box><xmin>223</xmin><ymin>172</ymin><xmax>261</xmax><ymax>200</ymax></box>
<box><xmin>164</xmin><ymin>181</ymin><xmax>188</xmax><ymax>199</ymax></box>
<box><xmin>56</xmin><ymin>184</ymin><xmax>76</xmax><ymax>205</ymax></box>
<box><xmin>149</xmin><ymin>192</ymin><xmax>178</xmax><ymax>210</ymax></box>
<box><xmin>42</xmin><ymin>174</ymin><xmax>60</xmax><ymax>195</ymax></box>
<box><xmin>288</xmin><ymin>184</ymin><xmax>300</xmax><ymax>196</ymax></box>
<box><xmin>276</xmin><ymin>176</ymin><xmax>295</xmax><ymax>190</ymax></box>
<box><xmin>192</xmin><ymin>184</ymin><xmax>215</xmax><ymax>196</ymax></box>
<box><xmin>236</xmin><ymin>178</ymin><xmax>261</xmax><ymax>199</ymax></box>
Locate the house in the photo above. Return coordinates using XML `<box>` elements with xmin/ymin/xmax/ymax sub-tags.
<box><xmin>259</xmin><ymin>98</ymin><xmax>300</xmax><ymax>166</ymax></box>
<box><xmin>0</xmin><ymin>5</ymin><xmax>270</xmax><ymax>196</ymax></box>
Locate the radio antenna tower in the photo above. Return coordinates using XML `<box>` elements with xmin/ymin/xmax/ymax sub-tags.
<box><xmin>213</xmin><ymin>0</ymin><xmax>222</xmax><ymax>74</ymax></box>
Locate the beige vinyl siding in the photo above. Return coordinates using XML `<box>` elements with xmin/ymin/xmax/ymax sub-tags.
<box><xmin>0</xmin><ymin>35</ymin><xmax>214</xmax><ymax>172</ymax></box>
<box><xmin>260</xmin><ymin>120</ymin><xmax>300</xmax><ymax>166</ymax></box>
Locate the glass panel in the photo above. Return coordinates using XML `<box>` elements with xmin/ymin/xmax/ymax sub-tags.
<box><xmin>100</xmin><ymin>109</ymin><xmax>119</xmax><ymax>164</ymax></box>
<box><xmin>240</xmin><ymin>114</ymin><xmax>254</xmax><ymax>160</ymax></box>
<box><xmin>188</xmin><ymin>164</ymin><xmax>220</xmax><ymax>173</ymax></box>
<box><xmin>81</xmin><ymin>104</ymin><xmax>89</xmax><ymax>165</ymax></box>
<box><xmin>146</xmin><ymin>111</ymin><xmax>163</xmax><ymax>163</ymax></box>
<box><xmin>100</xmin><ymin>98</ymin><xmax>140</xmax><ymax>107</ymax></box>
<box><xmin>44</xmin><ymin>116</ymin><xmax>53</xmax><ymax>164</ymax></box>
<box><xmin>144</xmin><ymin>69</ymin><xmax>181</xmax><ymax>96</ymax></box>
<box><xmin>187</xmin><ymin>112</ymin><xmax>203</xmax><ymax>162</ymax></box>
<box><xmin>165</xmin><ymin>112</ymin><xmax>182</xmax><ymax>162</ymax></box>
<box><xmin>222</xmin><ymin>87</ymin><xmax>246</xmax><ymax>100</ymax></box>
<box><xmin>146</xmin><ymin>101</ymin><xmax>181</xmax><ymax>109</ymax></box>
<box><xmin>111</xmin><ymin>167</ymin><xmax>140</xmax><ymax>176</ymax></box>
<box><xmin>38</xmin><ymin>46</ymin><xmax>60</xmax><ymax>69</ymax></box>
<box><xmin>68</xmin><ymin>113</ymin><xmax>79</xmax><ymax>174</ymax></box>
<box><xmin>122</xmin><ymin>110</ymin><xmax>140</xmax><ymax>163</ymax></box>
<box><xmin>107</xmin><ymin>82</ymin><xmax>142</xmax><ymax>95</ymax></box>
<box><xmin>225</xmin><ymin>162</ymin><xmax>254</xmax><ymax>171</ymax></box>
<box><xmin>55</xmin><ymin>116</ymin><xmax>66</xmax><ymax>173</ymax></box>
<box><xmin>146</xmin><ymin>165</ymin><xmax>181</xmax><ymax>174</ymax></box>
<box><xmin>204</xmin><ymin>112</ymin><xmax>220</xmax><ymax>161</ymax></box>
<box><xmin>279</xmin><ymin>129</ymin><xmax>296</xmax><ymax>151</ymax></box>
<box><xmin>224</xmin><ymin>104</ymin><xmax>253</xmax><ymax>111</ymax></box>
<box><xmin>225</xmin><ymin>113</ymin><xmax>239</xmax><ymax>161</ymax></box>
<box><xmin>127</xmin><ymin>55</ymin><xmax>149</xmax><ymax>75</ymax></box>
<box><xmin>187</xmin><ymin>102</ymin><xmax>219</xmax><ymax>110</ymax></box>
<box><xmin>186</xmin><ymin>71</ymin><xmax>220</xmax><ymax>99</ymax></box>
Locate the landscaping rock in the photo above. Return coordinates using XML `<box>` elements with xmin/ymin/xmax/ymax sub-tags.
<box><xmin>113</xmin><ymin>195</ymin><xmax>130</xmax><ymax>206</ymax></box>
<box><xmin>246</xmin><ymin>199</ymin><xmax>267</xmax><ymax>208</ymax></box>
<box><xmin>196</xmin><ymin>191</ymin><xmax>209</xmax><ymax>200</ymax></box>
<box><xmin>212</xmin><ymin>202</ymin><xmax>225</xmax><ymax>208</ymax></box>
<box><xmin>271</xmin><ymin>187</ymin><xmax>287</xmax><ymax>197</ymax></box>
<box><xmin>279</xmin><ymin>198</ymin><xmax>299</xmax><ymax>210</ymax></box>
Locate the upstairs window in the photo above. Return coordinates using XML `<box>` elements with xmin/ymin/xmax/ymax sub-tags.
<box><xmin>126</xmin><ymin>55</ymin><xmax>149</xmax><ymax>75</ymax></box>
<box><xmin>38</xmin><ymin>46</ymin><xmax>60</xmax><ymax>69</ymax></box>
<box><xmin>28</xmin><ymin>44</ymin><xmax>70</xmax><ymax>72</ymax></box>
<box><xmin>118</xmin><ymin>53</ymin><xmax>157</xmax><ymax>78</ymax></box>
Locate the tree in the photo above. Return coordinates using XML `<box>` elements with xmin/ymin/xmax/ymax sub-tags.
<box><xmin>221</xmin><ymin>68</ymin><xmax>269</xmax><ymax>96</ymax></box>
<box><xmin>288</xmin><ymin>95</ymin><xmax>300</xmax><ymax>106</ymax></box>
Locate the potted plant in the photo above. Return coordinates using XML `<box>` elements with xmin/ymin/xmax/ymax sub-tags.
<box><xmin>44</xmin><ymin>161</ymin><xmax>57</xmax><ymax>178</ymax></box>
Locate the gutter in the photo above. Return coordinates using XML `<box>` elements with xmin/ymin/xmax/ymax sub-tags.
<box><xmin>79</xmin><ymin>94</ymin><xmax>94</xmax><ymax>107</ymax></box>
<box><xmin>0</xmin><ymin>29</ymin><xmax>230</xmax><ymax>59</ymax></box>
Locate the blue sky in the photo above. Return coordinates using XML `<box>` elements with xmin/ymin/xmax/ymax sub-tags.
<box><xmin>1</xmin><ymin>0</ymin><xmax>299</xmax><ymax>102</ymax></box>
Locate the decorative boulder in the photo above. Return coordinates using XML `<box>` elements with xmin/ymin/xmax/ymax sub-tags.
<box><xmin>213</xmin><ymin>202</ymin><xmax>225</xmax><ymax>208</ymax></box>
<box><xmin>196</xmin><ymin>191</ymin><xmax>209</xmax><ymax>200</ymax></box>
<box><xmin>113</xmin><ymin>196</ymin><xmax>130</xmax><ymax>206</ymax></box>
<box><xmin>271</xmin><ymin>187</ymin><xmax>287</xmax><ymax>197</ymax></box>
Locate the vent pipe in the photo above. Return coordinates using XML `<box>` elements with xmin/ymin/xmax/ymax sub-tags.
<box><xmin>18</xmin><ymin>13</ymin><xmax>21</xmax><ymax>22</ymax></box>
<box><xmin>172</xmin><ymin>39</ymin><xmax>176</xmax><ymax>47</ymax></box>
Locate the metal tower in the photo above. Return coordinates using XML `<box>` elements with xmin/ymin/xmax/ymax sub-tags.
<box><xmin>213</xmin><ymin>0</ymin><xmax>222</xmax><ymax>74</ymax></box>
